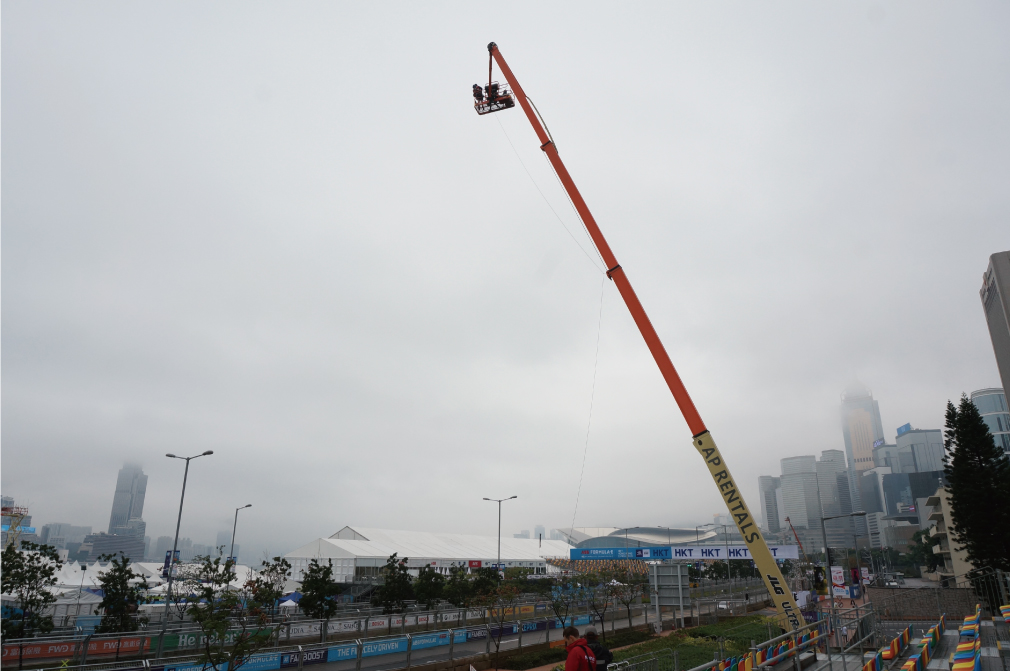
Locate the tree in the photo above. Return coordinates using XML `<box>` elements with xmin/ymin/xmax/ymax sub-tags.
<box><xmin>1</xmin><ymin>542</ymin><xmax>63</xmax><ymax>637</ymax></box>
<box><xmin>374</xmin><ymin>554</ymin><xmax>414</xmax><ymax>614</ymax></box>
<box><xmin>471</xmin><ymin>566</ymin><xmax>501</xmax><ymax>598</ymax></box>
<box><xmin>95</xmin><ymin>553</ymin><xmax>150</xmax><ymax>633</ymax></box>
<box><xmin>443</xmin><ymin>566</ymin><xmax>474</xmax><ymax>610</ymax></box>
<box><xmin>611</xmin><ymin>575</ymin><xmax>646</xmax><ymax>630</ymax></box>
<box><xmin>546</xmin><ymin>575</ymin><xmax>580</xmax><ymax>627</ymax></box>
<box><xmin>907</xmin><ymin>530</ymin><xmax>941</xmax><ymax>574</ymax></box>
<box><xmin>479</xmin><ymin>582</ymin><xmax>521</xmax><ymax>670</ymax></box>
<box><xmin>583</xmin><ymin>571</ymin><xmax>616</xmax><ymax>642</ymax></box>
<box><xmin>943</xmin><ymin>395</ymin><xmax>1010</xmax><ymax>571</ymax></box>
<box><xmin>299</xmin><ymin>559</ymin><xmax>342</xmax><ymax>642</ymax></box>
<box><xmin>413</xmin><ymin>566</ymin><xmax>445</xmax><ymax>611</ymax></box>
<box><xmin>188</xmin><ymin>555</ymin><xmax>291</xmax><ymax>671</ymax></box>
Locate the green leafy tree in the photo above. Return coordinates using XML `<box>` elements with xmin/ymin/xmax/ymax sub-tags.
<box><xmin>0</xmin><ymin>542</ymin><xmax>63</xmax><ymax>637</ymax></box>
<box><xmin>907</xmin><ymin>530</ymin><xmax>941</xmax><ymax>574</ymax></box>
<box><xmin>373</xmin><ymin>554</ymin><xmax>414</xmax><ymax>614</ymax></box>
<box><xmin>471</xmin><ymin>566</ymin><xmax>501</xmax><ymax>597</ymax></box>
<box><xmin>943</xmin><ymin>395</ymin><xmax>1010</xmax><ymax>571</ymax></box>
<box><xmin>299</xmin><ymin>559</ymin><xmax>342</xmax><ymax>641</ymax></box>
<box><xmin>95</xmin><ymin>553</ymin><xmax>150</xmax><ymax>633</ymax></box>
<box><xmin>188</xmin><ymin>555</ymin><xmax>291</xmax><ymax>671</ymax></box>
<box><xmin>413</xmin><ymin>566</ymin><xmax>445</xmax><ymax>611</ymax></box>
<box><xmin>443</xmin><ymin>566</ymin><xmax>474</xmax><ymax>609</ymax></box>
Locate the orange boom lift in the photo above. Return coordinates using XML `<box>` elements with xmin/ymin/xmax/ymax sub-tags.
<box><xmin>474</xmin><ymin>43</ymin><xmax>803</xmax><ymax>631</ymax></box>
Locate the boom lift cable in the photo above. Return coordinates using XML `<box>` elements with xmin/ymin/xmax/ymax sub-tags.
<box><xmin>494</xmin><ymin>116</ymin><xmax>604</xmax><ymax>272</ymax></box>
<box><xmin>569</xmin><ymin>274</ymin><xmax>607</xmax><ymax>540</ymax></box>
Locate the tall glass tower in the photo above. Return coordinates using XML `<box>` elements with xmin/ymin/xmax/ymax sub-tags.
<box><xmin>970</xmin><ymin>388</ymin><xmax>1010</xmax><ymax>458</ymax></box>
<box><xmin>840</xmin><ymin>382</ymin><xmax>884</xmax><ymax>538</ymax></box>
<box><xmin>108</xmin><ymin>464</ymin><xmax>147</xmax><ymax>534</ymax></box>
<box><xmin>980</xmin><ymin>251</ymin><xmax>1010</xmax><ymax>395</ymax></box>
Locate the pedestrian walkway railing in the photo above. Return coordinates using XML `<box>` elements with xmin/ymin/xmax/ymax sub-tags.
<box><xmin>6</xmin><ymin>612</ymin><xmax>628</xmax><ymax>671</ymax></box>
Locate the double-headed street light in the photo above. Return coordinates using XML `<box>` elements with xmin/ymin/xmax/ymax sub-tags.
<box><xmin>157</xmin><ymin>450</ymin><xmax>213</xmax><ymax>658</ymax></box>
<box><xmin>483</xmin><ymin>496</ymin><xmax>517</xmax><ymax>574</ymax></box>
<box><xmin>230</xmin><ymin>504</ymin><xmax>252</xmax><ymax>568</ymax></box>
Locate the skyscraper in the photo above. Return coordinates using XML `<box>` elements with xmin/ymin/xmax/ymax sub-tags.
<box><xmin>778</xmin><ymin>456</ymin><xmax>820</xmax><ymax>549</ymax></box>
<box><xmin>840</xmin><ymin>382</ymin><xmax>884</xmax><ymax>537</ymax></box>
<box><xmin>108</xmin><ymin>464</ymin><xmax>148</xmax><ymax>534</ymax></box>
<box><xmin>816</xmin><ymin>450</ymin><xmax>853</xmax><ymax>547</ymax></box>
<box><xmin>970</xmin><ymin>388</ymin><xmax>1010</xmax><ymax>458</ymax></box>
<box><xmin>758</xmin><ymin>476</ymin><xmax>781</xmax><ymax>534</ymax></box>
<box><xmin>893</xmin><ymin>428</ymin><xmax>945</xmax><ymax>473</ymax></box>
<box><xmin>840</xmin><ymin>383</ymin><xmax>885</xmax><ymax>474</ymax></box>
<box><xmin>980</xmin><ymin>251</ymin><xmax>1010</xmax><ymax>395</ymax></box>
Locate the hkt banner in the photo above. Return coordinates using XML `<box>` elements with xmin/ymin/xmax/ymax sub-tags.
<box><xmin>570</xmin><ymin>545</ymin><xmax>800</xmax><ymax>561</ymax></box>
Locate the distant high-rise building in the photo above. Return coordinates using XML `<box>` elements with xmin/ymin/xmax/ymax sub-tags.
<box><xmin>40</xmin><ymin>523</ymin><xmax>92</xmax><ymax>549</ymax></box>
<box><xmin>154</xmin><ymin>535</ymin><xmax>174</xmax><ymax>560</ymax></box>
<box><xmin>970</xmin><ymin>388</ymin><xmax>1010</xmax><ymax>457</ymax></box>
<box><xmin>758</xmin><ymin>476</ymin><xmax>781</xmax><ymax>534</ymax></box>
<box><xmin>778</xmin><ymin>456</ymin><xmax>820</xmax><ymax>549</ymax></box>
<box><xmin>108</xmin><ymin>464</ymin><xmax>148</xmax><ymax>534</ymax></box>
<box><xmin>79</xmin><ymin>532</ymin><xmax>145</xmax><ymax>562</ymax></box>
<box><xmin>840</xmin><ymin>383</ymin><xmax>884</xmax><ymax>537</ymax></box>
<box><xmin>980</xmin><ymin>251</ymin><xmax>1010</xmax><ymax>395</ymax></box>
<box><xmin>549</xmin><ymin>529</ymin><xmax>565</xmax><ymax>542</ymax></box>
<box><xmin>840</xmin><ymin>383</ymin><xmax>885</xmax><ymax>474</ymax></box>
<box><xmin>816</xmin><ymin>450</ymin><xmax>853</xmax><ymax>547</ymax></box>
<box><xmin>534</xmin><ymin>525</ymin><xmax>546</xmax><ymax>541</ymax></box>
<box><xmin>513</xmin><ymin>530</ymin><xmax>530</xmax><ymax>539</ymax></box>
<box><xmin>893</xmin><ymin>429</ymin><xmax>945</xmax><ymax>473</ymax></box>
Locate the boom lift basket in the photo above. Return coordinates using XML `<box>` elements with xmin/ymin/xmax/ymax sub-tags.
<box><xmin>473</xmin><ymin>81</ymin><xmax>515</xmax><ymax>115</ymax></box>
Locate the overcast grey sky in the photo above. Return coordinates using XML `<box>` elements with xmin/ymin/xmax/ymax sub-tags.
<box><xmin>3</xmin><ymin>1</ymin><xmax>1008</xmax><ymax>561</ymax></box>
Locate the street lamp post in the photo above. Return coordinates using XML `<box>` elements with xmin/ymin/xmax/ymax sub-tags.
<box><xmin>819</xmin><ymin>510</ymin><xmax>866</xmax><ymax>661</ymax></box>
<box><xmin>230</xmin><ymin>504</ymin><xmax>252</xmax><ymax>568</ymax></box>
<box><xmin>483</xmin><ymin>496</ymin><xmax>516</xmax><ymax>574</ymax></box>
<box><xmin>156</xmin><ymin>450</ymin><xmax>214</xmax><ymax>658</ymax></box>
<box><xmin>74</xmin><ymin>563</ymin><xmax>87</xmax><ymax>620</ymax></box>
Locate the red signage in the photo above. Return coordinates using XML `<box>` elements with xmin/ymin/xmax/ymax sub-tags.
<box><xmin>2</xmin><ymin>637</ymin><xmax>150</xmax><ymax>661</ymax></box>
<box><xmin>468</xmin><ymin>560</ymin><xmax>482</xmax><ymax>568</ymax></box>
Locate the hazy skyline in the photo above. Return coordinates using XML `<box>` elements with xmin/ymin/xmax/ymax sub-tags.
<box><xmin>3</xmin><ymin>2</ymin><xmax>1008</xmax><ymax>561</ymax></box>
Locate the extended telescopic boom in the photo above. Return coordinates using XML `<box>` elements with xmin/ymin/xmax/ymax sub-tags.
<box><xmin>483</xmin><ymin>42</ymin><xmax>803</xmax><ymax>631</ymax></box>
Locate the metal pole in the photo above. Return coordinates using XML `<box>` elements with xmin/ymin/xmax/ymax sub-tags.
<box><xmin>230</xmin><ymin>505</ymin><xmax>251</xmax><ymax>564</ymax></box>
<box><xmin>498</xmin><ymin>500</ymin><xmax>501</xmax><ymax>572</ymax></box>
<box><xmin>75</xmin><ymin>563</ymin><xmax>87</xmax><ymax>619</ymax></box>
<box><xmin>157</xmin><ymin>458</ymin><xmax>191</xmax><ymax>657</ymax></box>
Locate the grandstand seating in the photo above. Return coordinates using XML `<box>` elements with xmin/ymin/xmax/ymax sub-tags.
<box><xmin>881</xmin><ymin>626</ymin><xmax>911</xmax><ymax>661</ymax></box>
<box><xmin>862</xmin><ymin>650</ymin><xmax>883</xmax><ymax>671</ymax></box>
<box><xmin>901</xmin><ymin>613</ymin><xmax>945</xmax><ymax>671</ymax></box>
<box><xmin>544</xmin><ymin>558</ymin><xmax>649</xmax><ymax>575</ymax></box>
<box><xmin>959</xmin><ymin>605</ymin><xmax>981</xmax><ymax>638</ymax></box>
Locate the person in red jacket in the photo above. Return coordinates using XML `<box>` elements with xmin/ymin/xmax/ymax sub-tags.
<box><xmin>563</xmin><ymin>627</ymin><xmax>597</xmax><ymax>671</ymax></box>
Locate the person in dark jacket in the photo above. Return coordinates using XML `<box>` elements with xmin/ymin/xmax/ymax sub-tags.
<box><xmin>584</xmin><ymin>627</ymin><xmax>614</xmax><ymax>671</ymax></box>
<box><xmin>563</xmin><ymin>627</ymin><xmax>597</xmax><ymax>671</ymax></box>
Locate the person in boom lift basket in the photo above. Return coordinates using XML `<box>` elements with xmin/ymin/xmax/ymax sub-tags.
<box><xmin>472</xmin><ymin>84</ymin><xmax>484</xmax><ymax>103</ymax></box>
<box><xmin>563</xmin><ymin>627</ymin><xmax>597</xmax><ymax>671</ymax></box>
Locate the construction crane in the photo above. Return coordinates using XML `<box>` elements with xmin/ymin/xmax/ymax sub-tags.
<box><xmin>784</xmin><ymin>517</ymin><xmax>811</xmax><ymax>565</ymax></box>
<box><xmin>473</xmin><ymin>43</ymin><xmax>803</xmax><ymax>631</ymax></box>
